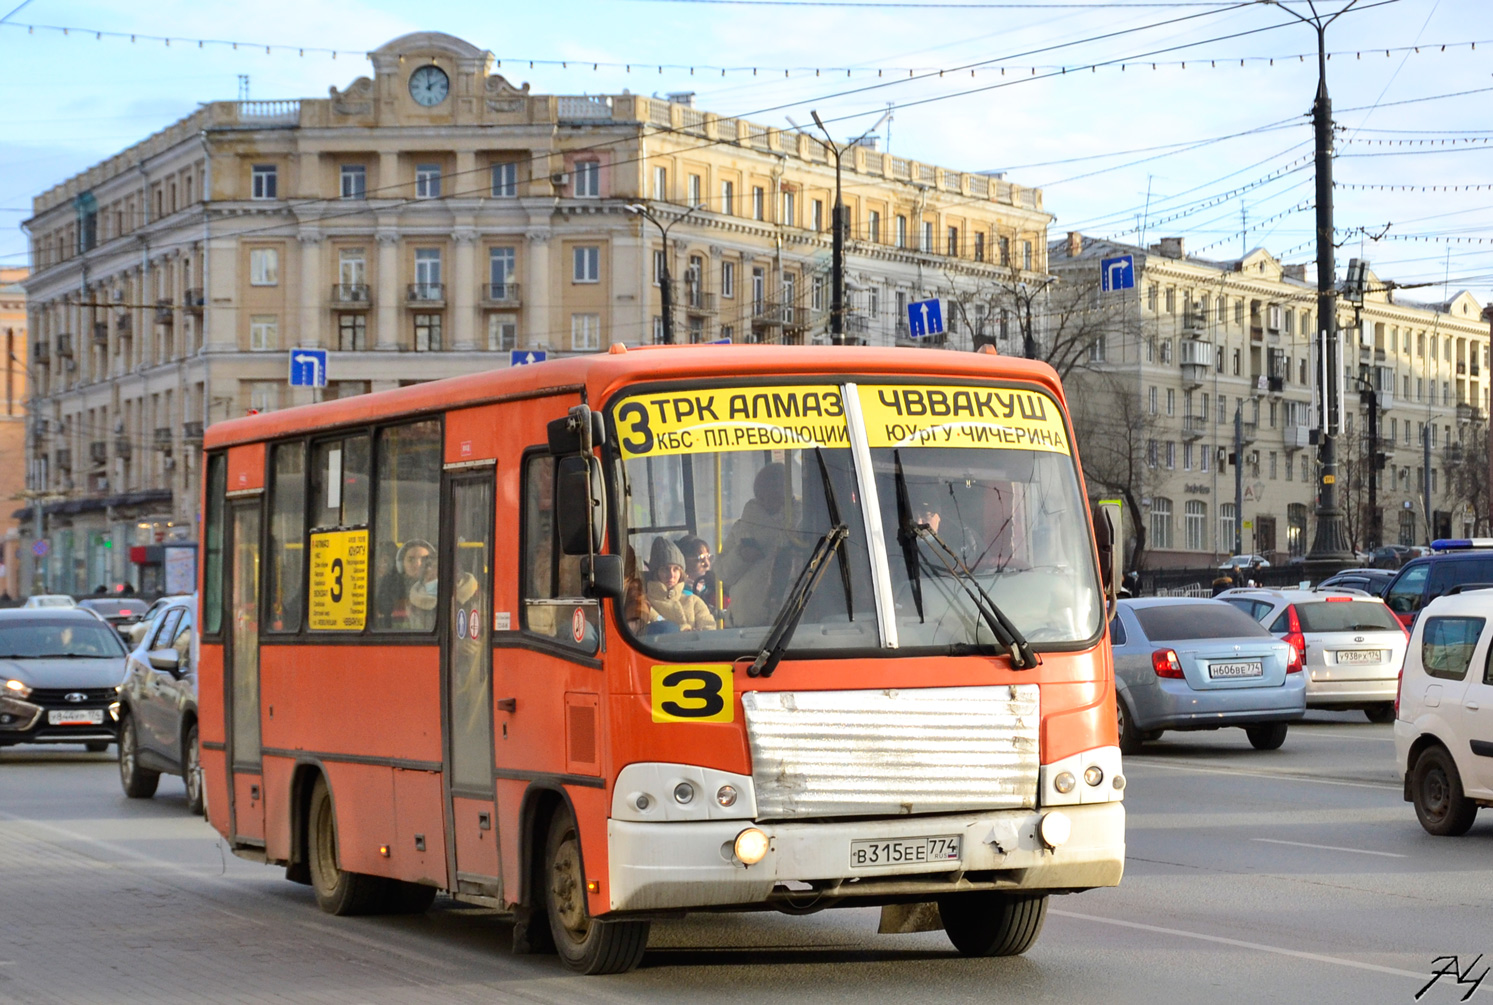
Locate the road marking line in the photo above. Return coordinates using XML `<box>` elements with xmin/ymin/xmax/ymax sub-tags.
<box><xmin>1251</xmin><ymin>837</ymin><xmax>1407</xmax><ymax>858</ymax></box>
<box><xmin>1125</xmin><ymin>757</ymin><xmax>1400</xmax><ymax>791</ymax></box>
<box><xmin>1051</xmin><ymin>909</ymin><xmax>1425</xmax><ymax>980</ymax></box>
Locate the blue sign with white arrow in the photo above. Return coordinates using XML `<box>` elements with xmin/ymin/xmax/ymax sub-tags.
<box><xmin>288</xmin><ymin>348</ymin><xmax>328</xmax><ymax>388</ymax></box>
<box><xmin>510</xmin><ymin>349</ymin><xmax>547</xmax><ymax>367</ymax></box>
<box><xmin>1100</xmin><ymin>254</ymin><xmax>1135</xmax><ymax>292</ymax></box>
<box><xmin>907</xmin><ymin>298</ymin><xmax>944</xmax><ymax>338</ymax></box>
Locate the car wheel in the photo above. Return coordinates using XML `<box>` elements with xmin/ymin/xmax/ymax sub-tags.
<box><xmin>182</xmin><ymin>724</ymin><xmax>205</xmax><ymax>817</ymax></box>
<box><xmin>1116</xmin><ymin>695</ymin><xmax>1145</xmax><ymax>756</ymax></box>
<box><xmin>85</xmin><ymin>741</ymin><xmax>109</xmax><ymax>753</ymax></box>
<box><xmin>118</xmin><ymin>716</ymin><xmax>159</xmax><ymax>798</ymax></box>
<box><xmin>938</xmin><ymin>892</ymin><xmax>1049</xmax><ymax>956</ymax></box>
<box><xmin>1364</xmin><ymin>703</ymin><xmax>1395</xmax><ymax>725</ymax></box>
<box><xmin>1412</xmin><ymin>746</ymin><xmax>1479</xmax><ymax>836</ymax></box>
<box><xmin>307</xmin><ymin>775</ymin><xmax>386</xmax><ymax>915</ymax></box>
<box><xmin>545</xmin><ymin>805</ymin><xmax>649</xmax><ymax>974</ymax></box>
<box><xmin>1245</xmin><ymin>723</ymin><xmax>1288</xmax><ymax>750</ymax></box>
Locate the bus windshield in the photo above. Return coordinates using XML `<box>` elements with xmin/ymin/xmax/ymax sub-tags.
<box><xmin>614</xmin><ymin>384</ymin><xmax>878</xmax><ymax>654</ymax></box>
<box><xmin>862</xmin><ymin>383</ymin><xmax>1101</xmax><ymax>649</ymax></box>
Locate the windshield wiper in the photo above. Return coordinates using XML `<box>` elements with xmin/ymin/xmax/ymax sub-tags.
<box><xmin>813</xmin><ymin>447</ymin><xmax>855</xmax><ymax>623</ymax></box>
<box><xmin>914</xmin><ymin>523</ymin><xmax>1038</xmax><ymax>670</ymax></box>
<box><xmin>892</xmin><ymin>451</ymin><xmax>925</xmax><ymax>623</ymax></box>
<box><xmin>745</xmin><ymin>523</ymin><xmax>849</xmax><ymax>678</ymax></box>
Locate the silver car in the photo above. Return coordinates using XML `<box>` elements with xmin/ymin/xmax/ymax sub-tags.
<box><xmin>1218</xmin><ymin>588</ymin><xmax>1407</xmax><ymax>723</ymax></box>
<box><xmin>1112</xmin><ymin>598</ymin><xmax>1305</xmax><ymax>754</ymax></box>
<box><xmin>116</xmin><ymin>597</ymin><xmax>202</xmax><ymax>815</ymax></box>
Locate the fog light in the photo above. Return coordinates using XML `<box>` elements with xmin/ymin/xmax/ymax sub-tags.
<box><xmin>1112</xmin><ymin>774</ymin><xmax>1126</xmax><ymax>791</ymax></box>
<box><xmin>716</xmin><ymin>784</ymin><xmax>738</xmax><ymax>808</ymax></box>
<box><xmin>673</xmin><ymin>782</ymin><xmax>695</xmax><ymax>805</ymax></box>
<box><xmin>733</xmin><ymin>827</ymin><xmax>769</xmax><ymax>865</ymax></box>
<box><xmin>1083</xmin><ymin>765</ymin><xmax>1104</xmax><ymax>787</ymax></box>
<box><xmin>633</xmin><ymin>793</ymin><xmax>652</xmax><ymax>811</ymax></box>
<box><xmin>1053</xmin><ymin>771</ymin><xmax>1076</xmax><ymax>794</ymax></box>
<box><xmin>1038</xmin><ymin>811</ymin><xmax>1072</xmax><ymax>849</ymax></box>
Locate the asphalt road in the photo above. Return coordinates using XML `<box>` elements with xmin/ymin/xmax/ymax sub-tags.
<box><xmin>1</xmin><ymin>713</ymin><xmax>1489</xmax><ymax>1005</ymax></box>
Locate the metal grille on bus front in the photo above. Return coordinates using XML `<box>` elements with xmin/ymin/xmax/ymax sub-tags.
<box><xmin>741</xmin><ymin>685</ymin><xmax>1040</xmax><ymax>820</ymax></box>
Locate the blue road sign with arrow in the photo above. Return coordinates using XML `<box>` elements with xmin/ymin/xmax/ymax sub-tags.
<box><xmin>288</xmin><ymin>348</ymin><xmax>328</xmax><ymax>388</ymax></box>
<box><xmin>510</xmin><ymin>349</ymin><xmax>547</xmax><ymax>367</ymax></box>
<box><xmin>907</xmin><ymin>298</ymin><xmax>944</xmax><ymax>338</ymax></box>
<box><xmin>1101</xmin><ymin>255</ymin><xmax>1135</xmax><ymax>292</ymax></box>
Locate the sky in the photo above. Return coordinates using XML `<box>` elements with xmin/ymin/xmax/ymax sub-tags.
<box><xmin>2</xmin><ymin>0</ymin><xmax>1491</xmax><ymax>304</ymax></box>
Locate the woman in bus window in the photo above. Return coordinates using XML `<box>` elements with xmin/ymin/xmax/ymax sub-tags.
<box><xmin>646</xmin><ymin>538</ymin><xmax>716</xmax><ymax>632</ymax></box>
<box><xmin>377</xmin><ymin>539</ymin><xmax>434</xmax><ymax>629</ymax></box>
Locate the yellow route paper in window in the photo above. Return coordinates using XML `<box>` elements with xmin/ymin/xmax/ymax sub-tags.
<box><xmin>858</xmin><ymin>384</ymin><xmax>1070</xmax><ymax>455</ymax></box>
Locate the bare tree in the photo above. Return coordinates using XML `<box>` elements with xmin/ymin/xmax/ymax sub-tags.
<box><xmin>1450</xmin><ymin>418</ymin><xmax>1491</xmax><ymax>534</ymax></box>
<box><xmin>1070</xmin><ymin>372</ymin><xmax>1162</xmax><ymax>571</ymax></box>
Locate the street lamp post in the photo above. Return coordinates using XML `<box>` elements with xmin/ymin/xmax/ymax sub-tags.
<box><xmin>1013</xmin><ymin>278</ymin><xmax>1054</xmax><ymax>360</ymax></box>
<box><xmin>805</xmin><ymin>109</ymin><xmax>891</xmax><ymax>345</ymax></box>
<box><xmin>626</xmin><ymin>202</ymin><xmax>705</xmax><ymax>345</ymax></box>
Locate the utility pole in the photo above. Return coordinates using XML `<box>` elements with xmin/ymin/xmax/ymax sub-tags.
<box><xmin>1234</xmin><ymin>402</ymin><xmax>1245</xmax><ymax>557</ymax></box>
<box><xmin>1423</xmin><ymin>423</ymin><xmax>1433</xmax><ymax>543</ymax></box>
<box><xmin>1273</xmin><ymin>0</ymin><xmax>1359</xmax><ymax>575</ymax></box>
<box><xmin>1358</xmin><ymin>377</ymin><xmax>1381</xmax><ymax>551</ymax></box>
<box><xmin>626</xmin><ymin>202</ymin><xmax>705</xmax><ymax>345</ymax></box>
<box><xmin>808</xmin><ymin>109</ymin><xmax>891</xmax><ymax>345</ymax></box>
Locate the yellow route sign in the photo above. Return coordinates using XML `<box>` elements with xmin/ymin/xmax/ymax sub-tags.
<box><xmin>309</xmin><ymin>529</ymin><xmax>369</xmax><ymax>631</ymax></box>
<box><xmin>614</xmin><ymin>385</ymin><xmax>847</xmax><ymax>459</ymax></box>
<box><xmin>858</xmin><ymin>384</ymin><xmax>1070</xmax><ymax>454</ymax></box>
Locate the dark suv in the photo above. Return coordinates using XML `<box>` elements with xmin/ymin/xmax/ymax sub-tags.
<box><xmin>1381</xmin><ymin>541</ymin><xmax>1493</xmax><ymax>628</ymax></box>
<box><xmin>0</xmin><ymin>608</ymin><xmax>128</xmax><ymax>750</ymax></box>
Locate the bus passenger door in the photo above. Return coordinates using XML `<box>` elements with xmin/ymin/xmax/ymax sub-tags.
<box><xmin>225</xmin><ymin>500</ymin><xmax>265</xmax><ymax>846</ymax></box>
<box><xmin>443</xmin><ymin>469</ymin><xmax>502</xmax><ymax>900</ymax></box>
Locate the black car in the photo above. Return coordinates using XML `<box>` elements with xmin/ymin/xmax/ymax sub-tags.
<box><xmin>1316</xmin><ymin>568</ymin><xmax>1395</xmax><ymax>597</ymax></box>
<box><xmin>0</xmin><ymin>609</ymin><xmax>129</xmax><ymax>750</ymax></box>
<box><xmin>77</xmin><ymin>598</ymin><xmax>152</xmax><ymax>641</ymax></box>
<box><xmin>116</xmin><ymin>598</ymin><xmax>202</xmax><ymax>814</ymax></box>
<box><xmin>1382</xmin><ymin>541</ymin><xmax>1493</xmax><ymax>628</ymax></box>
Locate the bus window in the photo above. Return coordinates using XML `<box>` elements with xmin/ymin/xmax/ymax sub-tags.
<box><xmin>202</xmin><ymin>453</ymin><xmax>227</xmax><ymax>636</ymax></box>
<box><xmin>372</xmin><ymin>420</ymin><xmax>442</xmax><ymax>632</ymax></box>
<box><xmin>267</xmin><ymin>442</ymin><xmax>306</xmax><ymax>634</ymax></box>
<box><xmin>522</xmin><ymin>453</ymin><xmax>599</xmax><ymax>652</ymax></box>
<box><xmin>311</xmin><ymin>435</ymin><xmax>370</xmax><ymax>530</ymax></box>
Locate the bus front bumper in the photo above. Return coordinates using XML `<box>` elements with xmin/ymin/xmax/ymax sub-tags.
<box><xmin>605</xmin><ymin>802</ymin><xmax>1125</xmax><ymax>913</ymax></box>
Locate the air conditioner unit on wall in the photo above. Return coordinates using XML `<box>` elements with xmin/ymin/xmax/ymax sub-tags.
<box><xmin>550</xmin><ymin>172</ymin><xmax>570</xmax><ymax>187</ymax></box>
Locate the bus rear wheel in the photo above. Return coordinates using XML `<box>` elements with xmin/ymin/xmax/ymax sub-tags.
<box><xmin>307</xmin><ymin>775</ymin><xmax>385</xmax><ymax>916</ymax></box>
<box><xmin>938</xmin><ymin>891</ymin><xmax>1049</xmax><ymax>957</ymax></box>
<box><xmin>543</xmin><ymin>807</ymin><xmax>649</xmax><ymax>975</ymax></box>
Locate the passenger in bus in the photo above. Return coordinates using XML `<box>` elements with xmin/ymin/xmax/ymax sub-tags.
<box><xmin>646</xmin><ymin>537</ymin><xmax>716</xmax><ymax>632</ymax></box>
<box><xmin>376</xmin><ymin>538</ymin><xmax>434</xmax><ymax>630</ymax></box>
<box><xmin>717</xmin><ymin>462</ymin><xmax>798</xmax><ymax>627</ymax></box>
<box><xmin>675</xmin><ymin>535</ymin><xmax>720</xmax><ymax>617</ymax></box>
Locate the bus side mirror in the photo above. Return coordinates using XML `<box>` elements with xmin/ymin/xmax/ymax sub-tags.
<box><xmin>547</xmin><ymin>405</ymin><xmax>607</xmax><ymax>456</ymax></box>
<box><xmin>556</xmin><ymin>455</ymin><xmax>606</xmax><ymax>556</ymax></box>
<box><xmin>1093</xmin><ymin>506</ymin><xmax>1116</xmax><ymax>601</ymax></box>
<box><xmin>583</xmin><ymin>555</ymin><xmax>625</xmax><ymax>600</ymax></box>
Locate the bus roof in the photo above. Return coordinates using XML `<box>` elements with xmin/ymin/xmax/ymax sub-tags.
<box><xmin>204</xmin><ymin>344</ymin><xmax>1066</xmax><ymax>449</ymax></box>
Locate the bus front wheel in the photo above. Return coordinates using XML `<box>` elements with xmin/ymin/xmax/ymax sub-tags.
<box><xmin>307</xmin><ymin>776</ymin><xmax>386</xmax><ymax>916</ymax></box>
<box><xmin>543</xmin><ymin>807</ymin><xmax>649</xmax><ymax>975</ymax></box>
<box><xmin>938</xmin><ymin>891</ymin><xmax>1049</xmax><ymax>957</ymax></box>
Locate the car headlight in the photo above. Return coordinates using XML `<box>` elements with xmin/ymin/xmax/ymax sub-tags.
<box><xmin>3</xmin><ymin>679</ymin><xmax>31</xmax><ymax>699</ymax></box>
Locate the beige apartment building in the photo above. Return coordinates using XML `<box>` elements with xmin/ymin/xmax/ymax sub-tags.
<box><xmin>1055</xmin><ymin>233</ymin><xmax>1492</xmax><ymax>569</ymax></box>
<box><xmin>1</xmin><ymin>268</ymin><xmax>26</xmax><ymax>599</ymax></box>
<box><xmin>20</xmin><ymin>30</ymin><xmax>1051</xmax><ymax>593</ymax></box>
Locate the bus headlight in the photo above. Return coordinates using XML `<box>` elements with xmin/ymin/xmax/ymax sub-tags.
<box><xmin>1039</xmin><ymin>811</ymin><xmax>1072</xmax><ymax>850</ymax></box>
<box><xmin>733</xmin><ymin>827</ymin><xmax>770</xmax><ymax>865</ymax></box>
<box><xmin>1083</xmin><ymin>765</ymin><xmax>1104</xmax><ymax>787</ymax></box>
<box><xmin>716</xmin><ymin>784</ymin><xmax>738</xmax><ymax>808</ymax></box>
<box><xmin>673</xmin><ymin>782</ymin><xmax>695</xmax><ymax>805</ymax></box>
<box><xmin>1053</xmin><ymin>771</ymin><xmax>1076</xmax><ymax>794</ymax></box>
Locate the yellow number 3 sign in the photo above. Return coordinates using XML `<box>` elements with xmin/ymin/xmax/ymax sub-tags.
<box><xmin>651</xmin><ymin>665</ymin><xmax>734</xmax><ymax>723</ymax></box>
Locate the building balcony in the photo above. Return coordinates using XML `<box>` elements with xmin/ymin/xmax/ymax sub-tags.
<box><xmin>1472</xmin><ymin>364</ymin><xmax>1482</xmax><ymax>378</ymax></box>
<box><xmin>182</xmin><ymin>420</ymin><xmax>204</xmax><ymax>442</ymax></box>
<box><xmin>116</xmin><ymin>313</ymin><xmax>132</xmax><ymax>336</ymax></box>
<box><xmin>1250</xmin><ymin>325</ymin><xmax>1264</xmax><ymax>342</ymax></box>
<box><xmin>480</xmin><ymin>282</ymin><xmax>521</xmax><ymax>308</ymax></box>
<box><xmin>91</xmin><ymin>322</ymin><xmax>109</xmax><ymax>346</ymax></box>
<box><xmin>406</xmin><ymin>283</ymin><xmax>446</xmax><ymax>307</ymax></box>
<box><xmin>1181</xmin><ymin>309</ymin><xmax>1208</xmax><ymax>336</ymax></box>
<box><xmin>154</xmin><ymin>299</ymin><xmax>174</xmax><ymax>325</ymax></box>
<box><xmin>183</xmin><ymin>288</ymin><xmax>205</xmax><ymax>313</ymax></box>
<box><xmin>1182</xmin><ymin>415</ymin><xmax>1207</xmax><ymax>439</ymax></box>
<box><xmin>1180</xmin><ymin>362</ymin><xmax>1210</xmax><ymax>388</ymax></box>
<box><xmin>683</xmin><ymin>289</ymin><xmax>717</xmax><ymax>316</ymax></box>
<box><xmin>154</xmin><ymin>427</ymin><xmax>173</xmax><ymax>453</ymax></box>
<box><xmin>55</xmin><ymin>333</ymin><xmax>73</xmax><ymax>357</ymax></box>
<box><xmin>33</xmin><ymin>340</ymin><xmax>49</xmax><ymax>363</ymax></box>
<box><xmin>1447</xmin><ymin>443</ymin><xmax>1465</xmax><ymax>465</ymax></box>
<box><xmin>332</xmin><ymin>283</ymin><xmax>372</xmax><ymax>308</ymax></box>
<box><xmin>114</xmin><ymin>437</ymin><xmax>132</xmax><ymax>460</ymax></box>
<box><xmin>89</xmin><ymin>441</ymin><xmax>108</xmax><ymax>467</ymax></box>
<box><xmin>1239</xmin><ymin>421</ymin><xmax>1259</xmax><ymax>443</ymax></box>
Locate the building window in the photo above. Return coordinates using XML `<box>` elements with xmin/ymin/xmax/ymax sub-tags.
<box><xmin>896</xmin><ymin>216</ymin><xmax>907</xmax><ymax>249</ymax></box>
<box><xmin>1201</xmin><ymin>446</ymin><xmax>1210</xmax><ymax>473</ymax></box>
<box><xmin>688</xmin><ymin>174</ymin><xmax>702</xmax><ymax>208</ymax></box>
<box><xmin>782</xmin><ymin>190</ymin><xmax>795</xmax><ymax>226</ymax></box>
<box><xmin>652</xmin><ymin>249</ymin><xmax>666</xmax><ymax>286</ymax></box>
<box><xmin>752</xmin><ymin>266</ymin><xmax>765</xmax><ymax>313</ymax></box>
<box><xmin>1151</xmin><ymin>498</ymin><xmax>1173</xmax><ymax>550</ymax></box>
<box><xmin>1185</xmin><ymin>500</ymin><xmax>1207</xmax><ymax>551</ymax></box>
<box><xmin>922</xmin><ymin>221</ymin><xmax>933</xmax><ymax>252</ymax></box>
<box><xmin>869</xmin><ymin>286</ymin><xmax>881</xmax><ymax>318</ymax></box>
<box><xmin>251</xmin><ymin>165</ymin><xmax>277</xmax><ymax>200</ymax></box>
<box><xmin>974</xmin><ymin>232</ymin><xmax>985</xmax><ymax>262</ymax></box>
<box><xmin>249</xmin><ymin>315</ymin><xmax>278</xmax><ymax>351</ymax></box>
<box><xmin>948</xmin><ymin>226</ymin><xmax>959</xmax><ymax>256</ymax></box>
<box><xmin>1146</xmin><ymin>439</ymin><xmax>1158</xmax><ymax>468</ymax></box>
<box><xmin>491</xmin><ymin>162</ymin><xmax>517</xmax><ymax>197</ymax></box>
<box><xmin>1184</xmin><ymin>443</ymin><xmax>1193</xmax><ymax>471</ymax></box>
<box><xmin>489</xmin><ymin>247</ymin><xmax>515</xmax><ymax>298</ymax></box>
<box><xmin>811</xmin><ymin>199</ymin><xmax>824</xmax><ymax>232</ymax></box>
<box><xmin>721</xmin><ymin>261</ymin><xmax>735</xmax><ymax>299</ymax></box>
<box><xmin>1220</xmin><ymin>503</ymin><xmax>1236</xmax><ymax>550</ymax></box>
<box><xmin>415</xmin><ymin>164</ymin><xmax>442</xmax><ymax>199</ymax></box>
<box><xmin>249</xmin><ymin>248</ymin><xmax>279</xmax><ymax>286</ymax></box>
<box><xmin>781</xmin><ymin>273</ymin><xmax>796</xmax><ymax>323</ymax></box>
<box><xmin>1165</xmin><ymin>289</ymin><xmax>1176</xmax><ymax>314</ymax></box>
<box><xmin>752</xmin><ymin>186</ymin><xmax>765</xmax><ymax>221</ymax></box>
<box><xmin>1148</xmin><ymin>386</ymin><xmax>1157</xmax><ymax>415</ymax></box>
<box><xmin>652</xmin><ymin>316</ymin><xmax>664</xmax><ymax>344</ymax></box>
<box><xmin>413</xmin><ymin>313</ymin><xmax>442</xmax><ymax>351</ymax></box>
<box><xmin>1147</xmin><ymin>285</ymin><xmax>1159</xmax><ymax>312</ymax></box>
<box><xmin>721</xmin><ymin>180</ymin><xmax>734</xmax><ymax>216</ymax></box>
<box><xmin>812</xmin><ymin>275</ymin><xmax>825</xmax><ymax>313</ymax></box>
<box><xmin>1232</xmin><ymin>348</ymin><xmax>1241</xmax><ymax>376</ymax></box>
<box><xmin>250</xmin><ymin>382</ymin><xmax>278</xmax><ymax>414</ymax></box>
<box><xmin>571</xmin><ymin>313</ymin><xmax>600</xmax><ymax>351</ymax></box>
<box><xmin>487</xmin><ymin>315</ymin><xmax>517</xmax><ymax>351</ymax></box>
<box><xmin>654</xmin><ymin>166</ymin><xmax>668</xmax><ymax>201</ymax></box>
<box><xmin>1269</xmin><ymin>451</ymin><xmax>1278</xmax><ymax>480</ymax></box>
<box><xmin>868</xmin><ymin>210</ymin><xmax>881</xmax><ymax>243</ymax></box>
<box><xmin>574</xmin><ymin>160</ymin><xmax>600</xmax><ymax>198</ymax></box>
<box><xmin>1165</xmin><ymin>441</ymin><xmax>1175</xmax><ymax>470</ymax></box>
<box><xmin>573</xmin><ymin>246</ymin><xmax>600</xmax><ymax>283</ymax></box>
<box><xmin>1235</xmin><ymin>301</ymin><xmax>1244</xmax><ymax>324</ymax></box>
<box><xmin>338</xmin><ymin>248</ymin><xmax>366</xmax><ymax>293</ymax></box>
<box><xmin>337</xmin><ymin>313</ymin><xmax>367</xmax><ymax>351</ymax></box>
<box><xmin>414</xmin><ymin>248</ymin><xmax>442</xmax><ymax>299</ymax></box>
<box><xmin>340</xmin><ymin>165</ymin><xmax>366</xmax><ymax>199</ymax></box>
<box><xmin>1023</xmin><ymin>241</ymin><xmax>1033</xmax><ymax>271</ymax></box>
<box><xmin>999</xmin><ymin>236</ymin><xmax>1011</xmax><ymax>267</ymax></box>
<box><xmin>1166</xmin><ymin>388</ymin><xmax>1175</xmax><ymax>416</ymax></box>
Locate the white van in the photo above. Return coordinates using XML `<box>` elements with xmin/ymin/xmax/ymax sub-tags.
<box><xmin>1395</xmin><ymin>591</ymin><xmax>1493</xmax><ymax>835</ymax></box>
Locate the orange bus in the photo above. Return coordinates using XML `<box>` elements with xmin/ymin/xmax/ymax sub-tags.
<box><xmin>198</xmin><ymin>345</ymin><xmax>1125</xmax><ymax>974</ymax></box>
